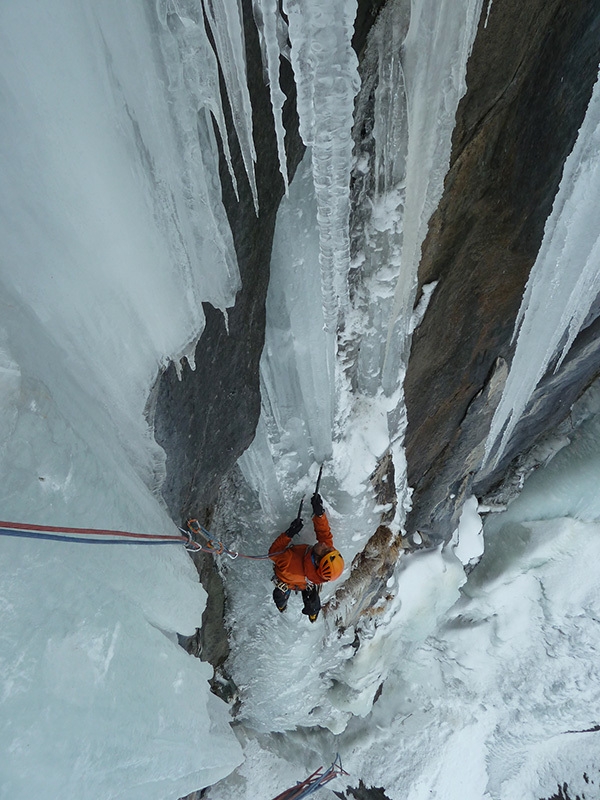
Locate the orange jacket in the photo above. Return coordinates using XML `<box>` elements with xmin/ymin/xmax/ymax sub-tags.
<box><xmin>269</xmin><ymin>514</ymin><xmax>334</xmax><ymax>590</ymax></box>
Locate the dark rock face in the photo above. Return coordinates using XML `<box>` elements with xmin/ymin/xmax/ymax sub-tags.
<box><xmin>352</xmin><ymin>0</ymin><xmax>388</xmax><ymax>59</ymax></box>
<box><xmin>154</xmin><ymin>0</ymin><xmax>305</xmax><ymax>523</ymax></box>
<box><xmin>403</xmin><ymin>0</ymin><xmax>600</xmax><ymax>541</ymax></box>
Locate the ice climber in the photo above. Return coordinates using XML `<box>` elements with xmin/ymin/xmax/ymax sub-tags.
<box><xmin>268</xmin><ymin>492</ymin><xmax>344</xmax><ymax>622</ymax></box>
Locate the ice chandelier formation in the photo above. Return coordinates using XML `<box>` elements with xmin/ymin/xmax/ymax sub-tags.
<box><xmin>253</xmin><ymin>0</ymin><xmax>360</xmax><ymax>331</ymax></box>
<box><xmin>164</xmin><ymin>0</ymin><xmax>360</xmax><ymax>331</ymax></box>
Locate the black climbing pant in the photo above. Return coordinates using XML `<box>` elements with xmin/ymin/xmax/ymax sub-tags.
<box><xmin>273</xmin><ymin>585</ymin><xmax>291</xmax><ymax>612</ymax></box>
<box><xmin>301</xmin><ymin>585</ymin><xmax>321</xmax><ymax>618</ymax></box>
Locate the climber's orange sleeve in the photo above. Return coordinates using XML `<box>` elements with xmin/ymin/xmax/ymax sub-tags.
<box><xmin>313</xmin><ymin>513</ymin><xmax>334</xmax><ymax>549</ymax></box>
<box><xmin>268</xmin><ymin>532</ymin><xmax>293</xmax><ymax>571</ymax></box>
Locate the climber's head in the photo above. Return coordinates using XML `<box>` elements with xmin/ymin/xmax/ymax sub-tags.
<box><xmin>316</xmin><ymin>548</ymin><xmax>344</xmax><ymax>582</ymax></box>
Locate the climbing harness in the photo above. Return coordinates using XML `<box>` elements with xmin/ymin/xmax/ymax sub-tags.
<box><xmin>270</xmin><ymin>755</ymin><xmax>347</xmax><ymax>800</ymax></box>
<box><xmin>273</xmin><ymin>576</ymin><xmax>293</xmax><ymax>593</ymax></box>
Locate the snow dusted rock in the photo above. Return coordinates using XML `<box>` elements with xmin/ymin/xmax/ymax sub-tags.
<box><xmin>327</xmin><ymin>524</ymin><xmax>402</xmax><ymax>629</ymax></box>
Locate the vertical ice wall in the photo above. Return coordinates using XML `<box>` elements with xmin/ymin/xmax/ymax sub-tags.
<box><xmin>238</xmin><ymin>155</ymin><xmax>334</xmax><ymax>518</ymax></box>
<box><xmin>380</xmin><ymin>0</ymin><xmax>483</xmax><ymax>397</ymax></box>
<box><xmin>239</xmin><ymin>0</ymin><xmax>484</xmax><ymax>525</ymax></box>
<box><xmin>238</xmin><ymin>0</ymin><xmax>360</xmax><ymax>513</ymax></box>
<box><xmin>485</xmin><ymin>70</ymin><xmax>600</xmax><ymax>467</ymax></box>
<box><xmin>1</xmin><ymin>0</ymin><xmax>247</xmax><ymax>795</ymax></box>
<box><xmin>283</xmin><ymin>0</ymin><xmax>360</xmax><ymax>332</ymax></box>
<box><xmin>1</xmin><ymin>0</ymin><xmax>245</xmax><ymax>482</ymax></box>
<box><xmin>349</xmin><ymin>0</ymin><xmax>410</xmax><ymax>399</ymax></box>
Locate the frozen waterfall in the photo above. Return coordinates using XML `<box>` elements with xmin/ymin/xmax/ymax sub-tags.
<box><xmin>283</xmin><ymin>0</ymin><xmax>360</xmax><ymax>332</ymax></box>
<box><xmin>3</xmin><ymin>1</ymin><xmax>600</xmax><ymax>799</ymax></box>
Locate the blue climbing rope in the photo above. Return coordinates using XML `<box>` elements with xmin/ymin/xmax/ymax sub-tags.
<box><xmin>0</xmin><ymin>519</ymin><xmax>188</xmax><ymax>547</ymax></box>
<box><xmin>0</xmin><ymin>518</ymin><xmax>290</xmax><ymax>560</ymax></box>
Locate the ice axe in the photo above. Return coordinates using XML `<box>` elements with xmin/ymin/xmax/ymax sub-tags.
<box><xmin>310</xmin><ymin>464</ymin><xmax>325</xmax><ymax>517</ymax></box>
<box><xmin>314</xmin><ymin>463</ymin><xmax>323</xmax><ymax>496</ymax></box>
<box><xmin>295</xmin><ymin>494</ymin><xmax>305</xmax><ymax>521</ymax></box>
<box><xmin>294</xmin><ymin>465</ymin><xmax>323</xmax><ymax>523</ymax></box>
<box><xmin>294</xmin><ymin>465</ymin><xmax>323</xmax><ymax>522</ymax></box>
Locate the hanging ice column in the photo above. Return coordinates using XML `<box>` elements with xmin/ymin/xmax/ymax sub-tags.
<box><xmin>201</xmin><ymin>0</ymin><xmax>259</xmax><ymax>212</ymax></box>
<box><xmin>379</xmin><ymin>0</ymin><xmax>484</xmax><ymax>397</ymax></box>
<box><xmin>283</xmin><ymin>0</ymin><xmax>360</xmax><ymax>332</ymax></box>
<box><xmin>484</xmin><ymin>70</ymin><xmax>600</xmax><ymax>467</ymax></box>
<box><xmin>252</xmin><ymin>0</ymin><xmax>290</xmax><ymax>194</ymax></box>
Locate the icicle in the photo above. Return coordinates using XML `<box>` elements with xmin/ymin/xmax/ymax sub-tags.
<box><xmin>484</xmin><ymin>71</ymin><xmax>600</xmax><ymax>467</ymax></box>
<box><xmin>202</xmin><ymin>0</ymin><xmax>260</xmax><ymax>214</ymax></box>
<box><xmin>282</xmin><ymin>0</ymin><xmax>360</xmax><ymax>333</ymax></box>
<box><xmin>157</xmin><ymin>2</ymin><xmax>238</xmax><ymax>198</ymax></box>
<box><xmin>252</xmin><ymin>0</ymin><xmax>289</xmax><ymax>194</ymax></box>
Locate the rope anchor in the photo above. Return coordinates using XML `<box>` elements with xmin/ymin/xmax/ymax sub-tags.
<box><xmin>185</xmin><ymin>519</ymin><xmax>239</xmax><ymax>558</ymax></box>
<box><xmin>185</xmin><ymin>519</ymin><xmax>291</xmax><ymax>561</ymax></box>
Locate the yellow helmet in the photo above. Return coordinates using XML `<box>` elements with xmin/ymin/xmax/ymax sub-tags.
<box><xmin>317</xmin><ymin>549</ymin><xmax>344</xmax><ymax>581</ymax></box>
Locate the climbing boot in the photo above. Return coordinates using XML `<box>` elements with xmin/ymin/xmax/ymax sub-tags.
<box><xmin>273</xmin><ymin>585</ymin><xmax>290</xmax><ymax>613</ymax></box>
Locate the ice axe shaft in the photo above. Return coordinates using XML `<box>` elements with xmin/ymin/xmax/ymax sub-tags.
<box><xmin>314</xmin><ymin>464</ymin><xmax>323</xmax><ymax>496</ymax></box>
<box><xmin>296</xmin><ymin>465</ymin><xmax>323</xmax><ymax>522</ymax></box>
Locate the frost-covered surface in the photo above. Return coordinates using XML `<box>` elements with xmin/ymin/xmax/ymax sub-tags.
<box><xmin>210</xmin><ymin>384</ymin><xmax>600</xmax><ymax>800</ymax></box>
<box><xmin>485</xmin><ymin>69</ymin><xmax>600</xmax><ymax>466</ymax></box>
<box><xmin>1</xmin><ymin>1</ymin><xmax>243</xmax><ymax>796</ymax></box>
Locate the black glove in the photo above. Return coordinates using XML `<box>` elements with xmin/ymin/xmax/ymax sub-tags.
<box><xmin>285</xmin><ymin>518</ymin><xmax>303</xmax><ymax>538</ymax></box>
<box><xmin>311</xmin><ymin>493</ymin><xmax>324</xmax><ymax>517</ymax></box>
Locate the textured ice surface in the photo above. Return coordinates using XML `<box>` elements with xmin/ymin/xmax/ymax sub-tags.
<box><xmin>203</xmin><ymin>0</ymin><xmax>259</xmax><ymax>212</ymax></box>
<box><xmin>283</xmin><ymin>0</ymin><xmax>360</xmax><ymax>331</ymax></box>
<box><xmin>0</xmin><ymin>1</ymin><xmax>243</xmax><ymax>796</ymax></box>
<box><xmin>213</xmin><ymin>388</ymin><xmax>600</xmax><ymax>800</ymax></box>
<box><xmin>252</xmin><ymin>0</ymin><xmax>290</xmax><ymax>193</ymax></box>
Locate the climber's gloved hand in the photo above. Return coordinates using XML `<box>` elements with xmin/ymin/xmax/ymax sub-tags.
<box><xmin>285</xmin><ymin>518</ymin><xmax>303</xmax><ymax>538</ymax></box>
<box><xmin>311</xmin><ymin>492</ymin><xmax>324</xmax><ymax>517</ymax></box>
